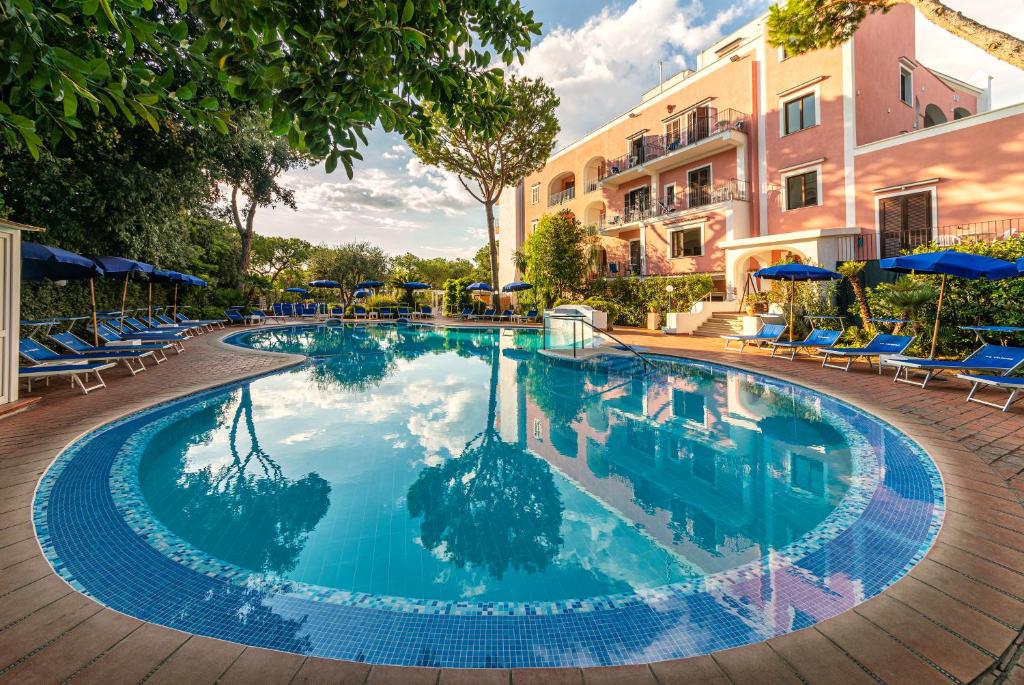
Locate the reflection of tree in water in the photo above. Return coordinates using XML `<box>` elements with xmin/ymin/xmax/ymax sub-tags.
<box><xmin>146</xmin><ymin>385</ymin><xmax>331</xmax><ymax>575</ymax></box>
<box><xmin>307</xmin><ymin>327</ymin><xmax>397</xmax><ymax>392</ymax></box>
<box><xmin>406</xmin><ymin>344</ymin><xmax>564</xmax><ymax>579</ymax></box>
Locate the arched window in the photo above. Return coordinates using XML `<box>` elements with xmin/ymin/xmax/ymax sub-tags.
<box><xmin>953</xmin><ymin>107</ymin><xmax>971</xmax><ymax>120</ymax></box>
<box><xmin>923</xmin><ymin>104</ymin><xmax>947</xmax><ymax>128</ymax></box>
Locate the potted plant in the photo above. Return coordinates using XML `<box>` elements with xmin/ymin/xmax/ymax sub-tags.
<box><xmin>744</xmin><ymin>292</ymin><xmax>769</xmax><ymax>316</ymax></box>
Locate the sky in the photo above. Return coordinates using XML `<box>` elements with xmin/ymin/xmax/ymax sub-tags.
<box><xmin>257</xmin><ymin>0</ymin><xmax>1024</xmax><ymax>259</ymax></box>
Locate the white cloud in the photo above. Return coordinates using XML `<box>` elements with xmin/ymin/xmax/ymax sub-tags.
<box><xmin>516</xmin><ymin>0</ymin><xmax>756</xmax><ymax>144</ymax></box>
<box><xmin>381</xmin><ymin>144</ymin><xmax>410</xmax><ymax>160</ymax></box>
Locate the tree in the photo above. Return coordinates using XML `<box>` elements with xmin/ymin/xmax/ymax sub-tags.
<box><xmin>250</xmin><ymin>236</ymin><xmax>313</xmax><ymax>287</ymax></box>
<box><xmin>768</xmin><ymin>0</ymin><xmax>1024</xmax><ymax>70</ymax></box>
<box><xmin>308</xmin><ymin>242</ymin><xmax>390</xmax><ymax>307</ymax></box>
<box><xmin>1</xmin><ymin>0</ymin><xmax>542</xmax><ymax>171</ymax></box>
<box><xmin>522</xmin><ymin>211</ymin><xmax>594</xmax><ymax>307</ymax></box>
<box><xmin>471</xmin><ymin>245</ymin><xmax>493</xmax><ymax>281</ymax></box>
<box><xmin>207</xmin><ymin>112</ymin><xmax>314</xmax><ymax>284</ymax></box>
<box><xmin>408</xmin><ymin>76</ymin><xmax>560</xmax><ymax>304</ymax></box>
<box><xmin>837</xmin><ymin>261</ymin><xmax>873</xmax><ymax>330</ymax></box>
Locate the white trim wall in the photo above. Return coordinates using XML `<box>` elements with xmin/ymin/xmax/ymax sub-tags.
<box><xmin>842</xmin><ymin>39</ymin><xmax>857</xmax><ymax>227</ymax></box>
<box><xmin>0</xmin><ymin>226</ymin><xmax>21</xmax><ymax>405</ymax></box>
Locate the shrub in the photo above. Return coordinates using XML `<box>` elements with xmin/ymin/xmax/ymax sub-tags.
<box><xmin>442</xmin><ymin>277</ymin><xmax>474</xmax><ymax>316</ymax></box>
<box><xmin>584</xmin><ymin>274</ymin><xmax>713</xmax><ymax>327</ymax></box>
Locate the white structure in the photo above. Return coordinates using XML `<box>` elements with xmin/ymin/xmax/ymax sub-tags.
<box><xmin>0</xmin><ymin>219</ymin><xmax>40</xmax><ymax>406</ymax></box>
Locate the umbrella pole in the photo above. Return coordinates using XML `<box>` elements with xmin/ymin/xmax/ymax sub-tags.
<box><xmin>788</xmin><ymin>278</ymin><xmax>794</xmax><ymax>343</ymax></box>
<box><xmin>173</xmin><ymin>284</ymin><xmax>178</xmax><ymax>320</ymax></box>
<box><xmin>929</xmin><ymin>273</ymin><xmax>946</xmax><ymax>359</ymax></box>
<box><xmin>89</xmin><ymin>278</ymin><xmax>100</xmax><ymax>347</ymax></box>
<box><xmin>119</xmin><ymin>273</ymin><xmax>129</xmax><ymax>332</ymax></box>
<box><xmin>148</xmin><ymin>282</ymin><xmax>152</xmax><ymax>323</ymax></box>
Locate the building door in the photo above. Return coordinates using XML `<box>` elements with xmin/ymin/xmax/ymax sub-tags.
<box><xmin>687</xmin><ymin>165</ymin><xmax>712</xmax><ymax>208</ymax></box>
<box><xmin>687</xmin><ymin>105</ymin><xmax>711</xmax><ymax>143</ymax></box>
<box><xmin>628</xmin><ymin>240</ymin><xmax>642</xmax><ymax>275</ymax></box>
<box><xmin>879</xmin><ymin>191</ymin><xmax>932</xmax><ymax>259</ymax></box>
<box><xmin>630</xmin><ymin>136</ymin><xmax>646</xmax><ymax>165</ymax></box>
<box><xmin>625</xmin><ymin>186</ymin><xmax>650</xmax><ymax>222</ymax></box>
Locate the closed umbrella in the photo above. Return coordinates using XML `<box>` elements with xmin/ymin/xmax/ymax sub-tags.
<box><xmin>753</xmin><ymin>264</ymin><xmax>842</xmax><ymax>343</ymax></box>
<box><xmin>22</xmin><ymin>243</ymin><xmax>106</xmax><ymax>345</ymax></box>
<box><xmin>881</xmin><ymin>250</ymin><xmax>1016</xmax><ymax>358</ymax></box>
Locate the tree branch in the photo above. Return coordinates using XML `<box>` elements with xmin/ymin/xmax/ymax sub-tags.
<box><xmin>903</xmin><ymin>0</ymin><xmax>1024</xmax><ymax>70</ymax></box>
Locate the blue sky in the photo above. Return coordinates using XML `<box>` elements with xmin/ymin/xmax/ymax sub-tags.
<box><xmin>258</xmin><ymin>0</ymin><xmax>1023</xmax><ymax>259</ymax></box>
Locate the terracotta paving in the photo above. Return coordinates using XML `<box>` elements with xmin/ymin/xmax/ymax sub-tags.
<box><xmin>1</xmin><ymin>321</ymin><xmax>1023</xmax><ymax>684</ymax></box>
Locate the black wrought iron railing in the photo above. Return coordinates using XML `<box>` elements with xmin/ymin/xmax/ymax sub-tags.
<box><xmin>832</xmin><ymin>217</ymin><xmax>1024</xmax><ymax>261</ymax></box>
<box><xmin>600</xmin><ymin>108</ymin><xmax>747</xmax><ymax>181</ymax></box>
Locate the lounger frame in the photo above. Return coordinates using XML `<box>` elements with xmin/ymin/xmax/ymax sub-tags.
<box><xmin>957</xmin><ymin>375</ymin><xmax>1024</xmax><ymax>411</ymax></box>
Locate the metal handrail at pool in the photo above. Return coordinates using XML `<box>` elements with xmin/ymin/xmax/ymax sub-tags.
<box><xmin>542</xmin><ymin>313</ymin><xmax>653</xmax><ymax>370</ymax></box>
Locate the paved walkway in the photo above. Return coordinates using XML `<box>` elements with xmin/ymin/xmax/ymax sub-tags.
<box><xmin>1</xmin><ymin>322</ymin><xmax>1022</xmax><ymax>685</ymax></box>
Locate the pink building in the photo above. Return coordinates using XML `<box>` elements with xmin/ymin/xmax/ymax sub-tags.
<box><xmin>498</xmin><ymin>6</ymin><xmax>1024</xmax><ymax>300</ymax></box>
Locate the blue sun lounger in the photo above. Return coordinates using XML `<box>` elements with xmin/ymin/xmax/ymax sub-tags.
<box><xmin>174</xmin><ymin>311</ymin><xmax>226</xmax><ymax>329</ymax></box>
<box><xmin>769</xmin><ymin>328</ymin><xmax>843</xmax><ymax>360</ymax></box>
<box><xmin>20</xmin><ymin>361</ymin><xmax>116</xmax><ymax>394</ymax></box>
<box><xmin>154</xmin><ymin>312</ymin><xmax>206</xmax><ymax>333</ymax></box>
<box><xmin>955</xmin><ymin>375</ymin><xmax>1024</xmax><ymax>411</ymax></box>
<box><xmin>721</xmin><ymin>323</ymin><xmax>785</xmax><ymax>352</ymax></box>
<box><xmin>883</xmin><ymin>344</ymin><xmax>1024</xmax><ymax>388</ymax></box>
<box><xmin>93</xmin><ymin>322</ymin><xmax>186</xmax><ymax>354</ymax></box>
<box><xmin>474</xmin><ymin>307</ymin><xmax>497</xmax><ymax>320</ymax></box>
<box><xmin>819</xmin><ymin>334</ymin><xmax>915</xmax><ymax>372</ymax></box>
<box><xmin>49</xmin><ymin>331</ymin><xmax>168</xmax><ymax>365</ymax></box>
<box><xmin>20</xmin><ymin>338</ymin><xmax>154</xmax><ymax>376</ymax></box>
<box><xmin>457</xmin><ymin>307</ymin><xmax>474</xmax><ymax>320</ymax></box>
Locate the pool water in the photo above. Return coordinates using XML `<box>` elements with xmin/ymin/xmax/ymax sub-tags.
<box><xmin>34</xmin><ymin>323</ymin><xmax>944</xmax><ymax>667</ymax></box>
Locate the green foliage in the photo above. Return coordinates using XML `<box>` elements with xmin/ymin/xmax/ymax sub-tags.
<box><xmin>391</xmin><ymin>252</ymin><xmax>475</xmax><ymax>286</ymax></box>
<box><xmin>585</xmin><ymin>275</ymin><xmax>714</xmax><ymax>328</ymax></box>
<box><xmin>250</xmin><ymin>235</ymin><xmax>313</xmax><ymax>286</ymax></box>
<box><xmin>522</xmin><ymin>211</ymin><xmax>592</xmax><ymax>307</ymax></box>
<box><xmin>307</xmin><ymin>241</ymin><xmax>390</xmax><ymax>307</ymax></box>
<box><xmin>363</xmin><ymin>294</ymin><xmax>400</xmax><ymax>310</ymax></box>
<box><xmin>767</xmin><ymin>0</ymin><xmax>886</xmax><ymax>56</ymax></box>
<box><xmin>442</xmin><ymin>277</ymin><xmax>475</xmax><ymax>316</ymax></box>
<box><xmin>1</xmin><ymin>0</ymin><xmax>541</xmax><ymax>172</ymax></box>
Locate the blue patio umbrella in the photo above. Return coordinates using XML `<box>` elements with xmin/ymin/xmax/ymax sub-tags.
<box><xmin>284</xmin><ymin>287</ymin><xmax>309</xmax><ymax>297</ymax></box>
<box><xmin>22</xmin><ymin>242</ymin><xmax>105</xmax><ymax>344</ymax></box>
<box><xmin>357</xmin><ymin>280</ymin><xmax>385</xmax><ymax>288</ymax></box>
<box><xmin>94</xmin><ymin>256</ymin><xmax>155</xmax><ymax>333</ymax></box>
<box><xmin>309</xmin><ymin>279</ymin><xmax>340</xmax><ymax>288</ymax></box>
<box><xmin>754</xmin><ymin>263</ymin><xmax>842</xmax><ymax>343</ymax></box>
<box><xmin>353</xmin><ymin>289</ymin><xmax>371</xmax><ymax>298</ymax></box>
<box><xmin>401</xmin><ymin>282</ymin><xmax>431</xmax><ymax>290</ymax></box>
<box><xmin>502</xmin><ymin>281</ymin><xmax>534</xmax><ymax>292</ymax></box>
<box><xmin>1018</xmin><ymin>257</ymin><xmax>1024</xmax><ymax>273</ymax></box>
<box><xmin>881</xmin><ymin>250</ymin><xmax>1017</xmax><ymax>357</ymax></box>
<box><xmin>465</xmin><ymin>281</ymin><xmax>493</xmax><ymax>291</ymax></box>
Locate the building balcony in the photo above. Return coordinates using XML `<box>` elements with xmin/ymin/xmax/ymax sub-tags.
<box><xmin>600</xmin><ymin>109</ymin><xmax>748</xmax><ymax>189</ymax></box>
<box><xmin>831</xmin><ymin>217</ymin><xmax>1024</xmax><ymax>261</ymax></box>
<box><xmin>602</xmin><ymin>179</ymin><xmax>750</xmax><ymax>234</ymax></box>
<box><xmin>548</xmin><ymin>185</ymin><xmax>576</xmax><ymax>207</ymax></box>
<box><xmin>584</xmin><ymin>180</ymin><xmax>599</xmax><ymax>194</ymax></box>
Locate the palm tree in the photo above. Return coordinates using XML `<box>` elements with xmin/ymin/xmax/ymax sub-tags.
<box><xmin>882</xmin><ymin>277</ymin><xmax>938</xmax><ymax>337</ymax></box>
<box><xmin>837</xmin><ymin>261</ymin><xmax>872</xmax><ymax>331</ymax></box>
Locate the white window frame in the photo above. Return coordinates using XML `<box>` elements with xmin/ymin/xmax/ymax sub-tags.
<box><xmin>781</xmin><ymin>163</ymin><xmax>823</xmax><ymax>212</ymax></box>
<box><xmin>777</xmin><ymin>45</ymin><xmax>790</xmax><ymax>62</ymax></box>
<box><xmin>530</xmin><ymin>183</ymin><xmax>540</xmax><ymax>205</ymax></box>
<box><xmin>662</xmin><ymin>182</ymin><xmax>677</xmax><ymax>209</ymax></box>
<box><xmin>899</xmin><ymin>64</ymin><xmax>914</xmax><ymax>106</ymax></box>
<box><xmin>668</xmin><ymin>221</ymin><xmax>705</xmax><ymax>259</ymax></box>
<box><xmin>664</xmin><ymin>116</ymin><xmax>683</xmax><ymax>147</ymax></box>
<box><xmin>778</xmin><ymin>85</ymin><xmax>820</xmax><ymax>137</ymax></box>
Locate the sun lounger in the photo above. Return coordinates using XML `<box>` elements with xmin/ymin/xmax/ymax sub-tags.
<box><xmin>155</xmin><ymin>313</ymin><xmax>206</xmax><ymax>333</ymax></box>
<box><xmin>94</xmin><ymin>322</ymin><xmax>186</xmax><ymax>354</ymax></box>
<box><xmin>418</xmin><ymin>306</ymin><xmax>433</xmax><ymax>318</ymax></box>
<box><xmin>474</xmin><ymin>307</ymin><xmax>496</xmax><ymax>320</ymax></box>
<box><xmin>353</xmin><ymin>305</ymin><xmax>368</xmax><ymax>319</ymax></box>
<box><xmin>883</xmin><ymin>344</ymin><xmax>1024</xmax><ymax>388</ymax></box>
<box><xmin>379</xmin><ymin>307</ymin><xmax>394</xmax><ymax>319</ymax></box>
<box><xmin>174</xmin><ymin>311</ymin><xmax>226</xmax><ymax>329</ymax></box>
<box><xmin>956</xmin><ymin>374</ymin><xmax>1024</xmax><ymax>411</ymax></box>
<box><xmin>20</xmin><ymin>361</ymin><xmax>116</xmax><ymax>394</ymax></box>
<box><xmin>397</xmin><ymin>306</ymin><xmax>412</xmax><ymax>318</ymax></box>
<box><xmin>769</xmin><ymin>328</ymin><xmax>843</xmax><ymax>360</ymax></box>
<box><xmin>20</xmin><ymin>337</ymin><xmax>154</xmax><ymax>376</ymax></box>
<box><xmin>496</xmin><ymin>309</ymin><xmax>514</xmax><ymax>321</ymax></box>
<box><xmin>457</xmin><ymin>307</ymin><xmax>474</xmax><ymax>320</ymax></box>
<box><xmin>515</xmin><ymin>309</ymin><xmax>539</xmax><ymax>323</ymax></box>
<box><xmin>721</xmin><ymin>323</ymin><xmax>785</xmax><ymax>352</ymax></box>
<box><xmin>223</xmin><ymin>310</ymin><xmax>263</xmax><ymax>325</ymax></box>
<box><xmin>819</xmin><ymin>334</ymin><xmax>915</xmax><ymax>372</ymax></box>
<box><xmin>123</xmin><ymin>316</ymin><xmax>193</xmax><ymax>337</ymax></box>
<box><xmin>49</xmin><ymin>331</ymin><xmax>167</xmax><ymax>365</ymax></box>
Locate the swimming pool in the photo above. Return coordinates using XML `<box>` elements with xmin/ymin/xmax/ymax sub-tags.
<box><xmin>34</xmin><ymin>323</ymin><xmax>943</xmax><ymax>668</ymax></box>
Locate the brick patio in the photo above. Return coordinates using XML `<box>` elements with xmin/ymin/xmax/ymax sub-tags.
<box><xmin>1</xmin><ymin>323</ymin><xmax>1022</xmax><ymax>685</ymax></box>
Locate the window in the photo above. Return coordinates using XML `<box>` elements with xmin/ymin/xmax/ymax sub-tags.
<box><xmin>672</xmin><ymin>389</ymin><xmax>704</xmax><ymax>422</ymax></box>
<box><xmin>900</xmin><ymin>66</ymin><xmax>913</xmax><ymax>105</ymax></box>
<box><xmin>785</xmin><ymin>170</ymin><xmax>818</xmax><ymax>210</ymax></box>
<box><xmin>790</xmin><ymin>454</ymin><xmax>825</xmax><ymax>496</ymax></box>
<box><xmin>530</xmin><ymin>183</ymin><xmax>540</xmax><ymax>204</ymax></box>
<box><xmin>665</xmin><ymin>117</ymin><xmax>682</xmax><ymax>147</ymax></box>
<box><xmin>670</xmin><ymin>225</ymin><xmax>703</xmax><ymax>258</ymax></box>
<box><xmin>530</xmin><ymin>219</ymin><xmax>538</xmax><ymax>232</ymax></box>
<box><xmin>778</xmin><ymin>45</ymin><xmax>791</xmax><ymax>61</ymax></box>
<box><xmin>663</xmin><ymin>183</ymin><xmax>676</xmax><ymax>209</ymax></box>
<box><xmin>783</xmin><ymin>93</ymin><xmax>816</xmax><ymax>135</ymax></box>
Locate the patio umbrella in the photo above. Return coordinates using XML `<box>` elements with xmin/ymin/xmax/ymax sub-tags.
<box><xmin>94</xmin><ymin>256</ymin><xmax>154</xmax><ymax>333</ymax></box>
<box><xmin>151</xmin><ymin>269</ymin><xmax>191</xmax><ymax>320</ymax></box>
<box><xmin>309</xmin><ymin>279</ymin><xmax>340</xmax><ymax>288</ymax></box>
<box><xmin>465</xmin><ymin>282</ymin><xmax>493</xmax><ymax>291</ymax></box>
<box><xmin>400</xmin><ymin>281</ymin><xmax>431</xmax><ymax>307</ymax></box>
<box><xmin>502</xmin><ymin>281</ymin><xmax>534</xmax><ymax>292</ymax></box>
<box><xmin>356</xmin><ymin>280</ymin><xmax>385</xmax><ymax>288</ymax></box>
<box><xmin>753</xmin><ymin>264</ymin><xmax>842</xmax><ymax>343</ymax></box>
<box><xmin>881</xmin><ymin>250</ymin><xmax>1016</xmax><ymax>358</ymax></box>
<box><xmin>284</xmin><ymin>287</ymin><xmax>309</xmax><ymax>301</ymax></box>
<box><xmin>353</xmin><ymin>289</ymin><xmax>371</xmax><ymax>298</ymax></box>
<box><xmin>22</xmin><ymin>242</ymin><xmax>106</xmax><ymax>345</ymax></box>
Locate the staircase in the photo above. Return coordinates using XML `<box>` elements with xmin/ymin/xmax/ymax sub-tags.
<box><xmin>693</xmin><ymin>312</ymin><xmax>745</xmax><ymax>338</ymax></box>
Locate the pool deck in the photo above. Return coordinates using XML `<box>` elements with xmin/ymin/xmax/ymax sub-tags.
<box><xmin>1</xmin><ymin>321</ymin><xmax>1023</xmax><ymax>685</ymax></box>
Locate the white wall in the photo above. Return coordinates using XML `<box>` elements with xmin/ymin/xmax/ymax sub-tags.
<box><xmin>0</xmin><ymin>226</ymin><xmax>21</xmax><ymax>405</ymax></box>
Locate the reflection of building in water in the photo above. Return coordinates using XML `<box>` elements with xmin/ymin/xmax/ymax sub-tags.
<box><xmin>497</xmin><ymin>351</ymin><xmax>867</xmax><ymax>627</ymax></box>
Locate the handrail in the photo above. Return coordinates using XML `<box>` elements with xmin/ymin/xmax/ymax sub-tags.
<box><xmin>544</xmin><ymin>314</ymin><xmax>655</xmax><ymax>371</ymax></box>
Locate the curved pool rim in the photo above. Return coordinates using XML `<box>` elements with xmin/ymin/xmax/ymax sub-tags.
<box><xmin>32</xmin><ymin>323</ymin><xmax>946</xmax><ymax>668</ymax></box>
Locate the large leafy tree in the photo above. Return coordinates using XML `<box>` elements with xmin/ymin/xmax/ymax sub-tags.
<box><xmin>522</xmin><ymin>210</ymin><xmax>594</xmax><ymax>307</ymax></box>
<box><xmin>409</xmin><ymin>76</ymin><xmax>559</xmax><ymax>303</ymax></box>
<box><xmin>250</xmin><ymin>235</ymin><xmax>312</xmax><ymax>287</ymax></box>
<box><xmin>308</xmin><ymin>241</ymin><xmax>390</xmax><ymax>307</ymax></box>
<box><xmin>768</xmin><ymin>0</ymin><xmax>1024</xmax><ymax>70</ymax></box>
<box><xmin>206</xmin><ymin>112</ymin><xmax>314</xmax><ymax>282</ymax></box>
<box><xmin>1</xmin><ymin>0</ymin><xmax>542</xmax><ymax>171</ymax></box>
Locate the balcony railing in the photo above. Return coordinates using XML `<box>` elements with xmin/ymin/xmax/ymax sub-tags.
<box><xmin>600</xmin><ymin>108</ymin><xmax>747</xmax><ymax>182</ymax></box>
<box><xmin>548</xmin><ymin>185</ymin><xmax>576</xmax><ymax>207</ymax></box>
<box><xmin>832</xmin><ymin>217</ymin><xmax>1024</xmax><ymax>261</ymax></box>
<box><xmin>584</xmin><ymin>180</ymin><xmax>599</xmax><ymax>194</ymax></box>
<box><xmin>605</xmin><ymin>179</ymin><xmax>750</xmax><ymax>228</ymax></box>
